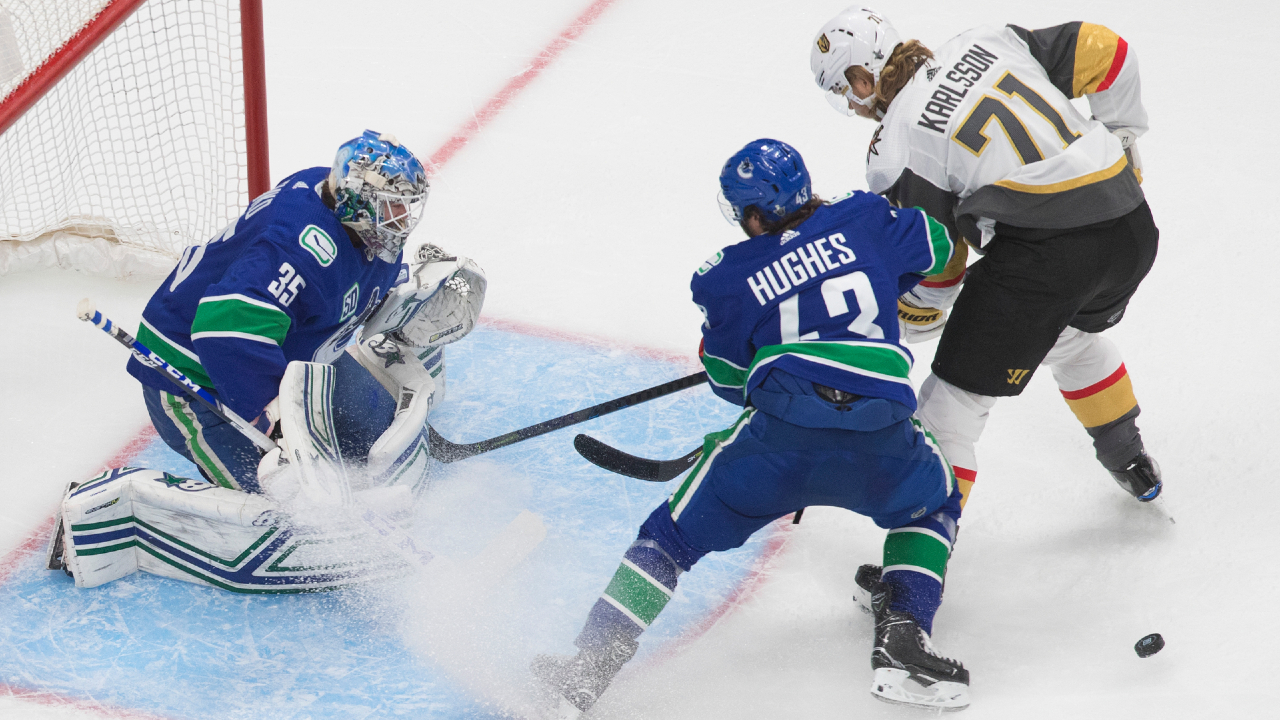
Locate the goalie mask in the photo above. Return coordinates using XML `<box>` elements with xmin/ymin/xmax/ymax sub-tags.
<box><xmin>331</xmin><ymin>130</ymin><xmax>430</xmax><ymax>263</ymax></box>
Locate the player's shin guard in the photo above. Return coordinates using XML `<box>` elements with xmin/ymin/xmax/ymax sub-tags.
<box><xmin>540</xmin><ymin>506</ymin><xmax>702</xmax><ymax>716</ymax></box>
<box><xmin>575</xmin><ymin>505</ymin><xmax>702</xmax><ymax>653</ymax></box>
<box><xmin>880</xmin><ymin>486</ymin><xmax>960</xmax><ymax>635</ymax></box>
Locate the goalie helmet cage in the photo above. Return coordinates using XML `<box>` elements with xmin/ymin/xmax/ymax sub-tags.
<box><xmin>0</xmin><ymin>0</ymin><xmax>268</xmax><ymax>278</ymax></box>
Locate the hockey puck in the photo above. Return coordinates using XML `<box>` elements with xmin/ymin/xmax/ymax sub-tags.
<box><xmin>1134</xmin><ymin>633</ymin><xmax>1164</xmax><ymax>658</ymax></box>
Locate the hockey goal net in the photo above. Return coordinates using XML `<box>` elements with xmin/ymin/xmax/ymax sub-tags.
<box><xmin>0</xmin><ymin>0</ymin><xmax>267</xmax><ymax>278</ymax></box>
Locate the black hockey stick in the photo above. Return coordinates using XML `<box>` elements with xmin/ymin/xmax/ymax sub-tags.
<box><xmin>572</xmin><ymin>434</ymin><xmax>703</xmax><ymax>482</ymax></box>
<box><xmin>427</xmin><ymin>371</ymin><xmax>708</xmax><ymax>463</ymax></box>
<box><xmin>574</xmin><ymin>436</ymin><xmax>807</xmax><ymax>522</ymax></box>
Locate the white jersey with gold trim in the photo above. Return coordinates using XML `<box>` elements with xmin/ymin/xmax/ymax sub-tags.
<box><xmin>866</xmin><ymin>23</ymin><xmax>1147</xmax><ymax>247</ymax></box>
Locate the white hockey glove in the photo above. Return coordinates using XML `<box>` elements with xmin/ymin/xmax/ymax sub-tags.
<box><xmin>898</xmin><ymin>291</ymin><xmax>947</xmax><ymax>344</ymax></box>
<box><xmin>1112</xmin><ymin>128</ymin><xmax>1143</xmax><ymax>179</ymax></box>
<box><xmin>360</xmin><ymin>243</ymin><xmax>487</xmax><ymax>351</ymax></box>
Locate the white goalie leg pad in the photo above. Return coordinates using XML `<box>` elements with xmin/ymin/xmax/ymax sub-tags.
<box><xmin>870</xmin><ymin>667</ymin><xmax>971</xmax><ymax>711</ymax></box>
<box><xmin>349</xmin><ymin>334</ymin><xmax>438</xmax><ymax>494</ymax></box>
<box><xmin>915</xmin><ymin>374</ymin><xmax>996</xmax><ymax>474</ymax></box>
<box><xmin>274</xmin><ymin>360</ymin><xmax>352</xmax><ymax>506</ymax></box>
<box><xmin>61</xmin><ymin>467</ymin><xmax>411</xmax><ymax>592</ymax></box>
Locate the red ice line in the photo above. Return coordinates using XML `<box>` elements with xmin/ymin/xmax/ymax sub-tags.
<box><xmin>0</xmin><ymin>0</ymin><xmax>797</xmax><ymax>712</ymax></box>
<box><xmin>0</xmin><ymin>684</ymin><xmax>172</xmax><ymax>719</ymax></box>
<box><xmin>427</xmin><ymin>0</ymin><xmax>621</xmax><ymax>172</ymax></box>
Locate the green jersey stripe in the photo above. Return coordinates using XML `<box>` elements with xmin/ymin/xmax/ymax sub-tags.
<box><xmin>136</xmin><ymin>322</ymin><xmax>213</xmax><ymax>388</ymax></box>
<box><xmin>190</xmin><ymin>330</ymin><xmax>282</xmax><ymax>346</ymax></box>
<box><xmin>200</xmin><ymin>293</ymin><xmax>284</xmax><ymax>313</ymax></box>
<box><xmin>919</xmin><ymin>210</ymin><xmax>954</xmax><ymax>276</ymax></box>
<box><xmin>883</xmin><ymin>528</ymin><xmax>951</xmax><ymax>579</ymax></box>
<box><xmin>701</xmin><ymin>352</ymin><xmax>747</xmax><ymax>390</ymax></box>
<box><xmin>748</xmin><ymin>341</ymin><xmax>913</xmax><ymax>387</ymax></box>
<box><xmin>192</xmin><ymin>296</ymin><xmax>291</xmax><ymax>346</ymax></box>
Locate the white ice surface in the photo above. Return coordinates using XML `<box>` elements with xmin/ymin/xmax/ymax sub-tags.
<box><xmin>3</xmin><ymin>0</ymin><xmax>1278</xmax><ymax>717</ymax></box>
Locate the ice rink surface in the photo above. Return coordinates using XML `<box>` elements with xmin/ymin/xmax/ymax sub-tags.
<box><xmin>2</xmin><ymin>0</ymin><xmax>1277</xmax><ymax>717</ymax></box>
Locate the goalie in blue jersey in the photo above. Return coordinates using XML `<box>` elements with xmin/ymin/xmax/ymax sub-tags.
<box><xmin>533</xmin><ymin>140</ymin><xmax>971</xmax><ymax>714</ymax></box>
<box><xmin>125</xmin><ymin>130</ymin><xmax>485</xmax><ymax>497</ymax></box>
<box><xmin>47</xmin><ymin>132</ymin><xmax>487</xmax><ymax>594</ymax></box>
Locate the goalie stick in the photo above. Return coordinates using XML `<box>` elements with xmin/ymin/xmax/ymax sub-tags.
<box><xmin>76</xmin><ymin>299</ymin><xmax>275</xmax><ymax>452</ymax></box>
<box><xmin>79</xmin><ymin>297</ymin><xmax>709</xmax><ymax>469</ymax></box>
<box><xmin>427</xmin><ymin>371</ymin><xmax>709</xmax><ymax>462</ymax></box>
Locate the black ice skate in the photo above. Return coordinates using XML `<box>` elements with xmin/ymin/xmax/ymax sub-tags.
<box><xmin>868</xmin><ymin>581</ymin><xmax>969</xmax><ymax>711</ymax></box>
<box><xmin>1110</xmin><ymin>452</ymin><xmax>1161</xmax><ymax>501</ymax></box>
<box><xmin>531</xmin><ymin>639</ymin><xmax>638</xmax><ymax>719</ymax></box>
<box><xmin>853</xmin><ymin>563</ymin><xmax>883</xmax><ymax>616</ymax></box>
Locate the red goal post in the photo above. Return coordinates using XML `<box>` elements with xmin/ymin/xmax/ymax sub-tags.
<box><xmin>0</xmin><ymin>0</ymin><xmax>268</xmax><ymax>278</ymax></box>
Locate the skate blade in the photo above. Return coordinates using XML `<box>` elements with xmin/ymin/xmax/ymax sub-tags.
<box><xmin>870</xmin><ymin>668</ymin><xmax>970</xmax><ymax>712</ymax></box>
<box><xmin>1143</xmin><ymin>494</ymin><xmax>1175</xmax><ymax>525</ymax></box>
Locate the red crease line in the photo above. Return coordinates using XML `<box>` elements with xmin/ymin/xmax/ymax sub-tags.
<box><xmin>0</xmin><ymin>682</ymin><xmax>177</xmax><ymax>719</ymax></box>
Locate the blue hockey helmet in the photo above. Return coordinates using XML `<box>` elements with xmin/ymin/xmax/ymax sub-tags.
<box><xmin>717</xmin><ymin>139</ymin><xmax>812</xmax><ymax>226</ymax></box>
<box><xmin>330</xmin><ymin>130</ymin><xmax>429</xmax><ymax>263</ymax></box>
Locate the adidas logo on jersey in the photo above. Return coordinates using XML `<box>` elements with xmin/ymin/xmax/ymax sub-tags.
<box><xmin>779</xmin><ymin>229</ymin><xmax>800</xmax><ymax>245</ymax></box>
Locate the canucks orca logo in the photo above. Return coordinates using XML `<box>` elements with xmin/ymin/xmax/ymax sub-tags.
<box><xmin>156</xmin><ymin>472</ymin><xmax>214</xmax><ymax>492</ymax></box>
<box><xmin>737</xmin><ymin>158</ymin><xmax>753</xmax><ymax>179</ymax></box>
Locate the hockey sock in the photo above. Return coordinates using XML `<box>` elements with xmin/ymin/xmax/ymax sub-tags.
<box><xmin>575</xmin><ymin>505</ymin><xmax>704</xmax><ymax>653</ymax></box>
<box><xmin>882</xmin><ymin>489</ymin><xmax>960</xmax><ymax>635</ymax></box>
<box><xmin>1058</xmin><ymin>363</ymin><xmax>1144</xmax><ymax>470</ymax></box>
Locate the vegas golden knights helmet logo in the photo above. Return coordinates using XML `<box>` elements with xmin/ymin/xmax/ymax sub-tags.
<box><xmin>817</xmin><ymin>33</ymin><xmax>830</xmax><ymax>53</ymax></box>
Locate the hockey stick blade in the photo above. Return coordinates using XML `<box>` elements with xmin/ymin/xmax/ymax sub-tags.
<box><xmin>427</xmin><ymin>371</ymin><xmax>708</xmax><ymax>463</ymax></box>
<box><xmin>573</xmin><ymin>434</ymin><xmax>702</xmax><ymax>482</ymax></box>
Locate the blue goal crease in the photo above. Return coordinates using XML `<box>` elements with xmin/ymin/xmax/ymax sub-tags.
<box><xmin>0</xmin><ymin>328</ymin><xmax>766</xmax><ymax>719</ymax></box>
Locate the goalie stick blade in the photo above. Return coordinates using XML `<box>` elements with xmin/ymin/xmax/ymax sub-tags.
<box><xmin>573</xmin><ymin>434</ymin><xmax>702</xmax><ymax>482</ymax></box>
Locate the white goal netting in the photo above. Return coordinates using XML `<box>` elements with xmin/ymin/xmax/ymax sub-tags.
<box><xmin>0</xmin><ymin>0</ymin><xmax>252</xmax><ymax>278</ymax></box>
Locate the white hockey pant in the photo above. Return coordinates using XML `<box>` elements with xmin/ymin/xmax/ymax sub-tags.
<box><xmin>916</xmin><ymin>327</ymin><xmax>1135</xmax><ymax>505</ymax></box>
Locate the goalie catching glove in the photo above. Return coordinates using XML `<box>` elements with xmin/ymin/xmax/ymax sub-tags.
<box><xmin>361</xmin><ymin>243</ymin><xmax>487</xmax><ymax>352</ymax></box>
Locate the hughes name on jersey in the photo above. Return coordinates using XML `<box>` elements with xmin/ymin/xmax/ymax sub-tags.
<box><xmin>868</xmin><ymin>22</ymin><xmax>1147</xmax><ymax>247</ymax></box>
<box><xmin>693</xmin><ymin>192</ymin><xmax>952</xmax><ymax>416</ymax></box>
<box><xmin>127</xmin><ymin>167</ymin><xmax>406</xmax><ymax>420</ymax></box>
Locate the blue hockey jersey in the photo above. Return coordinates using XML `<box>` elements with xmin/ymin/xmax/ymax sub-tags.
<box><xmin>127</xmin><ymin>167</ymin><xmax>405</xmax><ymax>420</ymax></box>
<box><xmin>692</xmin><ymin>191</ymin><xmax>953</xmax><ymax>414</ymax></box>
